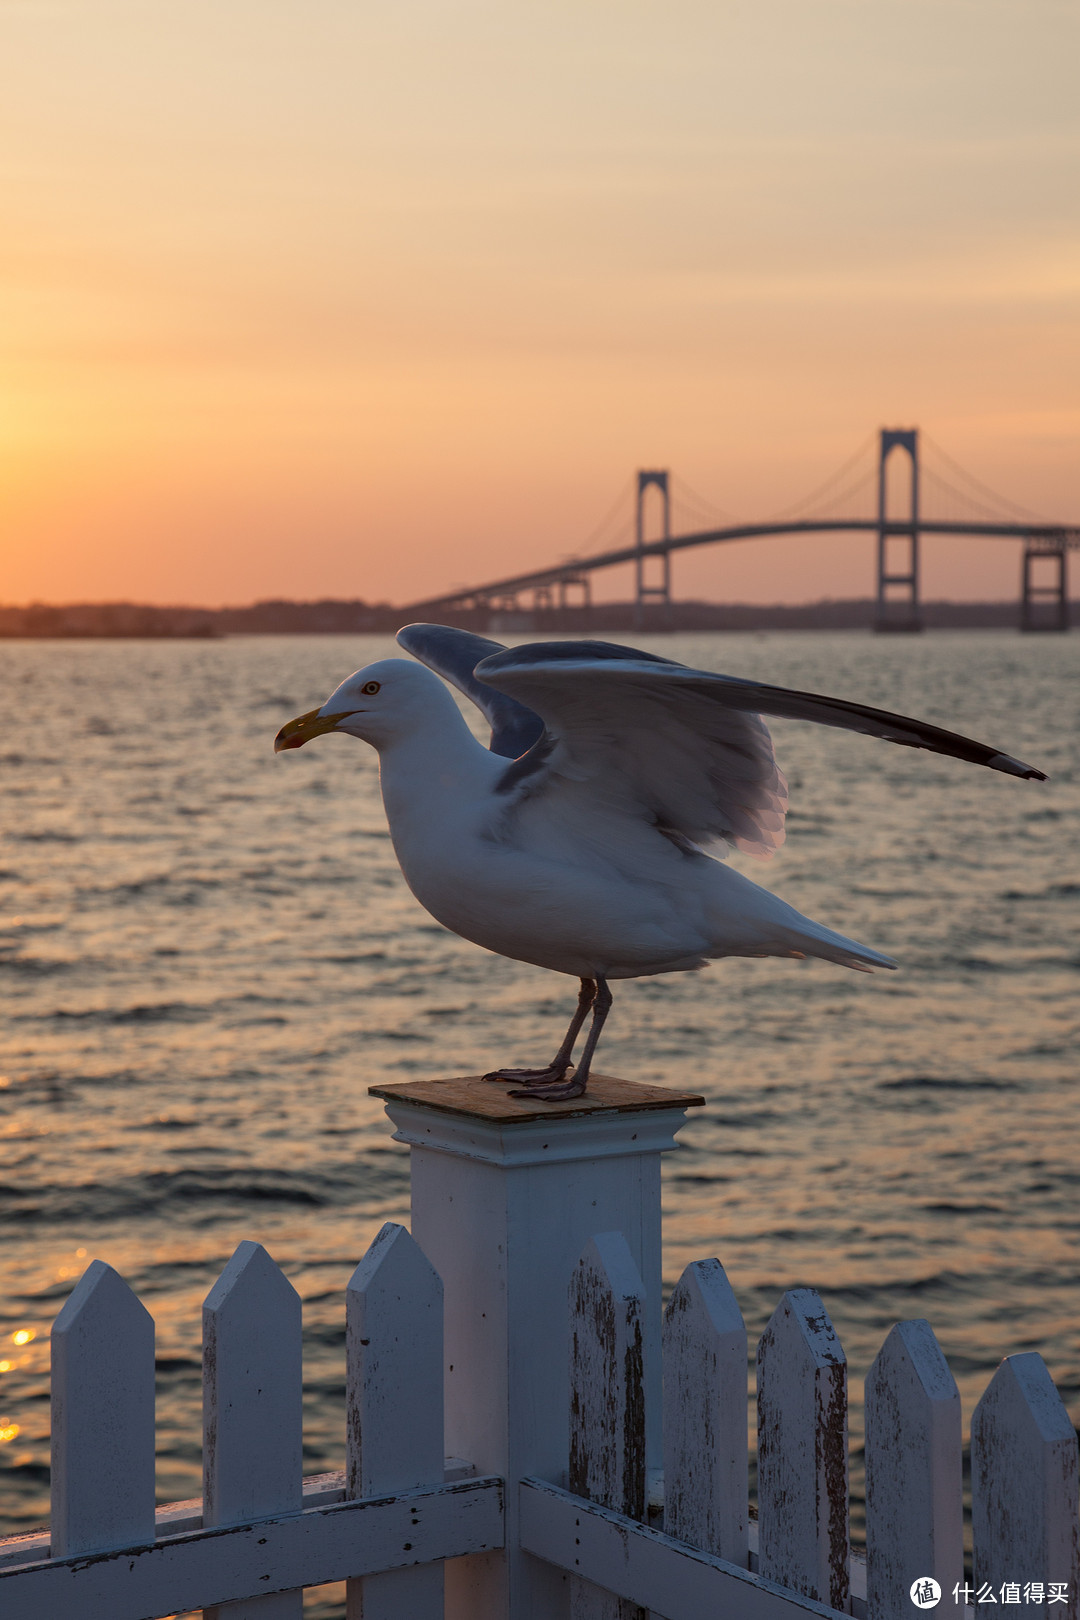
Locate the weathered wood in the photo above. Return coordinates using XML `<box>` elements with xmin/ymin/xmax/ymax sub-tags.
<box><xmin>757</xmin><ymin>1288</ymin><xmax>849</xmax><ymax>1612</ymax></box>
<box><xmin>370</xmin><ymin>1073</ymin><xmax>705</xmax><ymax>1124</ymax></box>
<box><xmin>971</xmin><ymin>1353</ymin><xmax>1080</xmax><ymax>1620</ymax></box>
<box><xmin>662</xmin><ymin>1257</ymin><xmax>748</xmax><ymax>1566</ymax></box>
<box><xmin>569</xmin><ymin>1232</ymin><xmax>649</xmax><ymax>1620</ymax></box>
<box><xmin>345</xmin><ymin>1222</ymin><xmax>445</xmax><ymax>1619</ymax></box>
<box><xmin>202</xmin><ymin>1241</ymin><xmax>303</xmax><ymax>1620</ymax></box>
<box><xmin>864</xmin><ymin>1319</ymin><xmax>962</xmax><ymax>1619</ymax></box>
<box><xmin>32</xmin><ymin>1079</ymin><xmax>1066</xmax><ymax>1620</ymax></box>
<box><xmin>0</xmin><ymin>1469</ymin><xmax>467</xmax><ymax>1570</ymax></box>
<box><xmin>0</xmin><ymin>1475</ymin><xmax>504</xmax><ymax>1620</ymax></box>
<box><xmin>519</xmin><ymin>1477</ymin><xmax>848</xmax><ymax>1619</ymax></box>
<box><xmin>50</xmin><ymin>1260</ymin><xmax>156</xmax><ymax>1557</ymax></box>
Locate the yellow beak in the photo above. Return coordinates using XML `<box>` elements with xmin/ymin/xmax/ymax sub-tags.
<box><xmin>273</xmin><ymin>708</ymin><xmax>353</xmax><ymax>753</ymax></box>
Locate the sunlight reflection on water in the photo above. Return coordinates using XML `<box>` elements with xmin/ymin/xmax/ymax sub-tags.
<box><xmin>0</xmin><ymin>631</ymin><xmax>1077</xmax><ymax>1580</ymax></box>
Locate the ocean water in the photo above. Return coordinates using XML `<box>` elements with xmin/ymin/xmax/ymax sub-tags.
<box><xmin>0</xmin><ymin>630</ymin><xmax>1077</xmax><ymax>1602</ymax></box>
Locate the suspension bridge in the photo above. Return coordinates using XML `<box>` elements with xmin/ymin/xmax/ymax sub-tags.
<box><xmin>403</xmin><ymin>428</ymin><xmax>1078</xmax><ymax>632</ymax></box>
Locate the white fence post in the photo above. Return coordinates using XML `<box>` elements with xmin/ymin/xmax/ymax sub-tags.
<box><xmin>864</xmin><ymin>1318</ymin><xmax>963</xmax><ymax>1620</ymax></box>
<box><xmin>345</xmin><ymin>1222</ymin><xmax>445</xmax><ymax>1620</ymax></box>
<box><xmin>50</xmin><ymin>1260</ymin><xmax>156</xmax><ymax>1557</ymax></box>
<box><xmin>971</xmin><ymin>1352</ymin><xmax>1080</xmax><ymax>1620</ymax></box>
<box><xmin>757</xmin><ymin>1287</ymin><xmax>849</xmax><ymax>1613</ymax></box>
<box><xmin>202</xmin><ymin>1241</ymin><xmax>303</xmax><ymax>1620</ymax></box>
<box><xmin>370</xmin><ymin>1071</ymin><xmax>704</xmax><ymax>1620</ymax></box>
<box><xmin>12</xmin><ymin>1116</ymin><xmax>1080</xmax><ymax>1620</ymax></box>
<box><xmin>662</xmin><ymin>1257</ymin><xmax>748</xmax><ymax>1567</ymax></box>
<box><xmin>568</xmin><ymin>1232</ymin><xmax>648</xmax><ymax>1620</ymax></box>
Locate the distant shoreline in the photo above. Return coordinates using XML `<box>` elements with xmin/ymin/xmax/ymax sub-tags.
<box><xmin>0</xmin><ymin>596</ymin><xmax>1075</xmax><ymax>638</ymax></box>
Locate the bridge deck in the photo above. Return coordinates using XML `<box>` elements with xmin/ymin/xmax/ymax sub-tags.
<box><xmin>404</xmin><ymin>518</ymin><xmax>1078</xmax><ymax>613</ymax></box>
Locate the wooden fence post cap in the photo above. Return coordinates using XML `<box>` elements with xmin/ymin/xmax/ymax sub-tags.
<box><xmin>371</xmin><ymin>1074</ymin><xmax>705</xmax><ymax>1166</ymax></box>
<box><xmin>369</xmin><ymin>1073</ymin><xmax>705</xmax><ymax>1123</ymax></box>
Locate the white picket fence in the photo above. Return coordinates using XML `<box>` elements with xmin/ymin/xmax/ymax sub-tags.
<box><xmin>0</xmin><ymin>1077</ymin><xmax>1077</xmax><ymax>1620</ymax></box>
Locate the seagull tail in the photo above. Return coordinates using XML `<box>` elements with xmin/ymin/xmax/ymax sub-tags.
<box><xmin>755</xmin><ymin>903</ymin><xmax>899</xmax><ymax>973</ymax></box>
<box><xmin>730</xmin><ymin>924</ymin><xmax>898</xmax><ymax>973</ymax></box>
<box><xmin>789</xmin><ymin>925</ymin><xmax>898</xmax><ymax>974</ymax></box>
<box><xmin>703</xmin><ymin>864</ymin><xmax>898</xmax><ymax>973</ymax></box>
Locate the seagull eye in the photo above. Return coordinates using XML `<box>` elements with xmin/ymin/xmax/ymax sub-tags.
<box><xmin>361</xmin><ymin>681</ymin><xmax>381</xmax><ymax>695</ymax></box>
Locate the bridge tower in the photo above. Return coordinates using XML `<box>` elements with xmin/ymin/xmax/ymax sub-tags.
<box><xmin>876</xmin><ymin>429</ymin><xmax>923</xmax><ymax>633</ymax></box>
<box><xmin>1021</xmin><ymin>537</ymin><xmax>1069</xmax><ymax>631</ymax></box>
<box><xmin>634</xmin><ymin>470</ymin><xmax>671</xmax><ymax>626</ymax></box>
<box><xmin>557</xmin><ymin>572</ymin><xmax>591</xmax><ymax>613</ymax></box>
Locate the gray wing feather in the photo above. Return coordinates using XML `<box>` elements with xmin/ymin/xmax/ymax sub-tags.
<box><xmin>476</xmin><ymin>644</ymin><xmax>789</xmax><ymax>857</ymax></box>
<box><xmin>472</xmin><ymin>640</ymin><xmax>1045</xmax><ymax>861</ymax></box>
<box><xmin>396</xmin><ymin>623</ymin><xmax>545</xmax><ymax>759</ymax></box>
<box><xmin>477</xmin><ymin>641</ymin><xmax>1046</xmax><ymax>781</ymax></box>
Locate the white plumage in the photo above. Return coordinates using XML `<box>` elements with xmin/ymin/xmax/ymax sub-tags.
<box><xmin>274</xmin><ymin>626</ymin><xmax>1044</xmax><ymax>1100</ymax></box>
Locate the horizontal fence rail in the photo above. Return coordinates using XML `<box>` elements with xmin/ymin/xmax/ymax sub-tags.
<box><xmin>519</xmin><ymin>1477</ymin><xmax>842</xmax><ymax>1620</ymax></box>
<box><xmin>0</xmin><ymin>1477</ymin><xmax>504</xmax><ymax>1620</ymax></box>
<box><xmin>1</xmin><ymin>1219</ymin><xmax>1077</xmax><ymax>1616</ymax></box>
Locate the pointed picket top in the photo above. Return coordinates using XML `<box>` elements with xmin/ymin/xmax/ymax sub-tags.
<box><xmin>972</xmin><ymin>1353</ymin><xmax>1080</xmax><ymax>1619</ymax></box>
<box><xmin>568</xmin><ymin>1233</ymin><xmax>649</xmax><ymax>1620</ymax></box>
<box><xmin>757</xmin><ymin>1286</ymin><xmax>849</xmax><ymax>1613</ymax></box>
<box><xmin>50</xmin><ymin>1259</ymin><xmax>156</xmax><ymax>1557</ymax></box>
<box><xmin>569</xmin><ymin>1231</ymin><xmax>648</xmax><ymax>1521</ymax></box>
<box><xmin>346</xmin><ymin>1223</ymin><xmax>445</xmax><ymax>1620</ymax></box>
<box><xmin>203</xmin><ymin>1241</ymin><xmax>303</xmax><ymax>1529</ymax></box>
<box><xmin>346</xmin><ymin>1221</ymin><xmax>444</xmax><ymax>1499</ymax></box>
<box><xmin>865</xmin><ymin>1319</ymin><xmax>963</xmax><ymax>1620</ymax></box>
<box><xmin>662</xmin><ymin>1257</ymin><xmax>748</xmax><ymax>1565</ymax></box>
<box><xmin>203</xmin><ymin>1237</ymin><xmax>301</xmax><ymax>1327</ymax></box>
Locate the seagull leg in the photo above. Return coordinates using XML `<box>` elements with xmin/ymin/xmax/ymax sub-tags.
<box><xmin>483</xmin><ymin>978</ymin><xmax>596</xmax><ymax>1084</ymax></box>
<box><xmin>508</xmin><ymin>978</ymin><xmax>612</xmax><ymax>1102</ymax></box>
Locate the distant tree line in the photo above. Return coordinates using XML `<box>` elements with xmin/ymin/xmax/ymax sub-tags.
<box><xmin>0</xmin><ymin>599</ymin><xmax>390</xmax><ymax>637</ymax></box>
<box><xmin>0</xmin><ymin>596</ymin><xmax>1069</xmax><ymax>638</ymax></box>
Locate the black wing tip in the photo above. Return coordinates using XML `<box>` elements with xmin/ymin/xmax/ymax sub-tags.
<box><xmin>988</xmin><ymin>753</ymin><xmax>1048</xmax><ymax>782</ymax></box>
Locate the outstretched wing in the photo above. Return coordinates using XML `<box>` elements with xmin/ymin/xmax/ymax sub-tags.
<box><xmin>396</xmin><ymin>623</ymin><xmax>545</xmax><ymax>759</ymax></box>
<box><xmin>474</xmin><ymin>639</ymin><xmax>1046</xmax><ymax>860</ymax></box>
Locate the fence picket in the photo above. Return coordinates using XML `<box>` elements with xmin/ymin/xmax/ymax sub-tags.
<box><xmin>971</xmin><ymin>1353</ymin><xmax>1080</xmax><ymax>1620</ymax></box>
<box><xmin>202</xmin><ymin>1241</ymin><xmax>303</xmax><ymax>1620</ymax></box>
<box><xmin>662</xmin><ymin>1257</ymin><xmax>748</xmax><ymax>1566</ymax></box>
<box><xmin>50</xmin><ymin>1260</ymin><xmax>156</xmax><ymax>1557</ymax></box>
<box><xmin>864</xmin><ymin>1319</ymin><xmax>962</xmax><ymax>1619</ymax></box>
<box><xmin>345</xmin><ymin>1222</ymin><xmax>445</xmax><ymax>1620</ymax></box>
<box><xmin>569</xmin><ymin>1231</ymin><xmax>648</xmax><ymax>1620</ymax></box>
<box><xmin>757</xmin><ymin>1287</ymin><xmax>849</xmax><ymax>1613</ymax></box>
<box><xmin>7</xmin><ymin>1076</ymin><xmax>1080</xmax><ymax>1620</ymax></box>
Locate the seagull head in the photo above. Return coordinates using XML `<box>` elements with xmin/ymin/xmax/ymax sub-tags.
<box><xmin>274</xmin><ymin>659</ymin><xmax>446</xmax><ymax>754</ymax></box>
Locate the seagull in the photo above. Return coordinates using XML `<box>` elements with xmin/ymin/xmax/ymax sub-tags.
<box><xmin>274</xmin><ymin>625</ymin><xmax>1045</xmax><ymax>1101</ymax></box>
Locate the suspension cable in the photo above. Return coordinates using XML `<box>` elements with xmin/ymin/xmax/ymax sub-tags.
<box><xmin>573</xmin><ymin>477</ymin><xmax>637</xmax><ymax>554</ymax></box>
<box><xmin>671</xmin><ymin>475</ymin><xmax>737</xmax><ymax>526</ymax></box>
<box><xmin>919</xmin><ymin>432</ymin><xmax>1051</xmax><ymax>523</ymax></box>
<box><xmin>759</xmin><ymin>433</ymin><xmax>878</xmax><ymax>524</ymax></box>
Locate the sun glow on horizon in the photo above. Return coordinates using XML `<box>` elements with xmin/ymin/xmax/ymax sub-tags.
<box><xmin>1</xmin><ymin>0</ymin><xmax>1077</xmax><ymax>607</ymax></box>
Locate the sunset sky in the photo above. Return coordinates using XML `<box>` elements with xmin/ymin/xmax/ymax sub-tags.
<box><xmin>2</xmin><ymin>0</ymin><xmax>1077</xmax><ymax>607</ymax></box>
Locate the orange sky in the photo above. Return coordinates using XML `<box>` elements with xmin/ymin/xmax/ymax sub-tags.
<box><xmin>2</xmin><ymin>0</ymin><xmax>1078</xmax><ymax>607</ymax></box>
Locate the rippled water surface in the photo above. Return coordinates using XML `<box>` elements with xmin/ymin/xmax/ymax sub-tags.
<box><xmin>1</xmin><ymin>632</ymin><xmax>1077</xmax><ymax>1589</ymax></box>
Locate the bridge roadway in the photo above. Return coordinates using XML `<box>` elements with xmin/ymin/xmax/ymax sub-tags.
<box><xmin>403</xmin><ymin>518</ymin><xmax>1080</xmax><ymax>614</ymax></box>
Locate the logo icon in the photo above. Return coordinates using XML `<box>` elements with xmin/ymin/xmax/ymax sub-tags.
<box><xmin>910</xmin><ymin>1578</ymin><xmax>942</xmax><ymax>1609</ymax></box>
